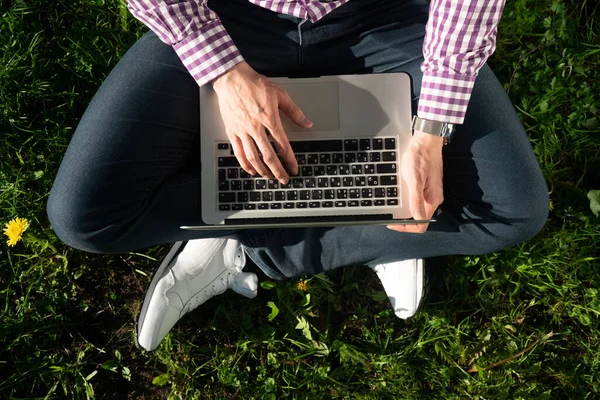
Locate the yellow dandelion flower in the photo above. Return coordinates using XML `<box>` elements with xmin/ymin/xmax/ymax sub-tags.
<box><xmin>549</xmin><ymin>199</ymin><xmax>554</xmax><ymax>211</ymax></box>
<box><xmin>296</xmin><ymin>280</ymin><xmax>308</xmax><ymax>291</ymax></box>
<box><xmin>3</xmin><ymin>217</ymin><xmax>29</xmax><ymax>247</ymax></box>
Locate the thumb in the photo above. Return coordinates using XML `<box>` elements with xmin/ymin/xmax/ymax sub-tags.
<box><xmin>278</xmin><ymin>90</ymin><xmax>313</xmax><ymax>128</ymax></box>
<box><xmin>408</xmin><ymin>178</ymin><xmax>427</xmax><ymax>221</ymax></box>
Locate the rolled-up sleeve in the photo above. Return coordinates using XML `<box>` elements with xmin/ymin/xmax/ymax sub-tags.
<box><xmin>418</xmin><ymin>0</ymin><xmax>506</xmax><ymax>124</ymax></box>
<box><xmin>127</xmin><ymin>0</ymin><xmax>245</xmax><ymax>86</ymax></box>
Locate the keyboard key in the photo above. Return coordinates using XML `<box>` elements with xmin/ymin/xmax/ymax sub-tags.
<box><xmin>382</xmin><ymin>151</ymin><xmax>397</xmax><ymax>162</ymax></box>
<box><xmin>335</xmin><ymin>201</ymin><xmax>346</xmax><ymax>207</ymax></box>
<box><xmin>355</xmin><ymin>176</ymin><xmax>366</xmax><ymax>186</ymax></box>
<box><xmin>290</xmin><ymin>139</ymin><xmax>343</xmax><ymax>153</ymax></box>
<box><xmin>357</xmin><ymin>152</ymin><xmax>368</xmax><ymax>162</ymax></box>
<box><xmin>323</xmin><ymin>201</ymin><xmax>334</xmax><ymax>208</ymax></box>
<box><xmin>375</xmin><ymin>188</ymin><xmax>386</xmax><ymax>198</ymax></box>
<box><xmin>387</xmin><ymin>187</ymin><xmax>398</xmax><ymax>197</ymax></box>
<box><xmin>312</xmin><ymin>190</ymin><xmax>323</xmax><ymax>200</ymax></box>
<box><xmin>243</xmin><ymin>180</ymin><xmax>254</xmax><ymax>191</ymax></box>
<box><xmin>324</xmin><ymin>189</ymin><xmax>335</xmax><ymax>199</ymax></box>
<box><xmin>305</xmin><ymin>178</ymin><xmax>316</xmax><ymax>188</ymax></box>
<box><xmin>262</xmin><ymin>192</ymin><xmax>273</xmax><ymax>201</ymax></box>
<box><xmin>275</xmin><ymin>191</ymin><xmax>286</xmax><ymax>201</ymax></box>
<box><xmin>307</xmin><ymin>154</ymin><xmax>319</xmax><ymax>164</ymax></box>
<box><xmin>330</xmin><ymin>177</ymin><xmax>341</xmax><ymax>187</ymax></box>
<box><xmin>336</xmin><ymin>189</ymin><xmax>348</xmax><ymax>199</ymax></box>
<box><xmin>218</xmin><ymin>168</ymin><xmax>227</xmax><ymax>182</ymax></box>
<box><xmin>377</xmin><ymin>163</ymin><xmax>396</xmax><ymax>174</ymax></box>
<box><xmin>227</xmin><ymin>168</ymin><xmax>238</xmax><ymax>179</ymax></box>
<box><xmin>270</xmin><ymin>203</ymin><xmax>282</xmax><ymax>209</ymax></box>
<box><xmin>373</xmin><ymin>138</ymin><xmax>383</xmax><ymax>150</ymax></box>
<box><xmin>258</xmin><ymin>203</ymin><xmax>269</xmax><ymax>210</ymax></box>
<box><xmin>361</xmin><ymin>200</ymin><xmax>373</xmax><ymax>207</ymax></box>
<box><xmin>256</xmin><ymin>179</ymin><xmax>267</xmax><ymax>189</ymax></box>
<box><xmin>218</xmin><ymin>143</ymin><xmax>229</xmax><ymax>150</ymax></box>
<box><xmin>362</xmin><ymin>188</ymin><xmax>373</xmax><ymax>198</ymax></box>
<box><xmin>231</xmin><ymin>180</ymin><xmax>242</xmax><ymax>191</ymax></box>
<box><xmin>332</xmin><ymin>153</ymin><xmax>344</xmax><ymax>163</ymax></box>
<box><xmin>314</xmin><ymin>166</ymin><xmax>326</xmax><ymax>176</ymax></box>
<box><xmin>309</xmin><ymin>202</ymin><xmax>321</xmax><ymax>208</ymax></box>
<box><xmin>339</xmin><ymin>165</ymin><xmax>351</xmax><ymax>175</ymax></box>
<box><xmin>300</xmin><ymin>190</ymin><xmax>311</xmax><ymax>200</ymax></box>
<box><xmin>219</xmin><ymin>204</ymin><xmax>231</xmax><ymax>211</ymax></box>
<box><xmin>219</xmin><ymin>192</ymin><xmax>236</xmax><ymax>203</ymax></box>
<box><xmin>351</xmin><ymin>165</ymin><xmax>363</xmax><ymax>175</ymax></box>
<box><xmin>317</xmin><ymin>177</ymin><xmax>329</xmax><ymax>187</ymax></box>
<box><xmin>237</xmin><ymin>192</ymin><xmax>248</xmax><ymax>202</ymax></box>
<box><xmin>319</xmin><ymin>154</ymin><xmax>331</xmax><ymax>164</ymax></box>
<box><xmin>342</xmin><ymin>177</ymin><xmax>354</xmax><ymax>186</ymax></box>
<box><xmin>344</xmin><ymin>139</ymin><xmax>358</xmax><ymax>151</ymax></box>
<box><xmin>297</xmin><ymin>202</ymin><xmax>308</xmax><ymax>209</ymax></box>
<box><xmin>245</xmin><ymin>204</ymin><xmax>256</xmax><ymax>210</ymax></box>
<box><xmin>218</xmin><ymin>157</ymin><xmax>239</xmax><ymax>167</ymax></box>
<box><xmin>280</xmin><ymin>181</ymin><xmax>291</xmax><ymax>189</ymax></box>
<box><xmin>348</xmin><ymin>200</ymin><xmax>359</xmax><ymax>207</ymax></box>
<box><xmin>344</xmin><ymin>153</ymin><xmax>356</xmax><ymax>163</ymax></box>
<box><xmin>296</xmin><ymin>154</ymin><xmax>306</xmax><ymax>165</ymax></box>
<box><xmin>326</xmin><ymin>165</ymin><xmax>338</xmax><ymax>175</ymax></box>
<box><xmin>349</xmin><ymin>189</ymin><xmax>360</xmax><ymax>199</ymax></box>
<box><xmin>232</xmin><ymin>204</ymin><xmax>243</xmax><ymax>210</ymax></box>
<box><xmin>292</xmin><ymin>178</ymin><xmax>304</xmax><ymax>188</ymax></box>
<box><xmin>360</xmin><ymin>139</ymin><xmax>371</xmax><ymax>150</ymax></box>
<box><xmin>250</xmin><ymin>192</ymin><xmax>261</xmax><ymax>201</ymax></box>
<box><xmin>268</xmin><ymin>179</ymin><xmax>279</xmax><ymax>189</ymax></box>
<box><xmin>240</xmin><ymin>170</ymin><xmax>251</xmax><ymax>179</ymax></box>
<box><xmin>367</xmin><ymin>176</ymin><xmax>379</xmax><ymax>186</ymax></box>
<box><xmin>384</xmin><ymin>138</ymin><xmax>396</xmax><ymax>149</ymax></box>
<box><xmin>387</xmin><ymin>199</ymin><xmax>399</xmax><ymax>206</ymax></box>
<box><xmin>369</xmin><ymin>152</ymin><xmax>381</xmax><ymax>162</ymax></box>
<box><xmin>301</xmin><ymin>166</ymin><xmax>313</xmax><ymax>176</ymax></box>
<box><xmin>381</xmin><ymin>176</ymin><xmax>397</xmax><ymax>186</ymax></box>
<box><xmin>287</xmin><ymin>191</ymin><xmax>298</xmax><ymax>200</ymax></box>
<box><xmin>219</xmin><ymin>181</ymin><xmax>229</xmax><ymax>191</ymax></box>
<box><xmin>284</xmin><ymin>202</ymin><xmax>295</xmax><ymax>209</ymax></box>
<box><xmin>374</xmin><ymin>199</ymin><xmax>385</xmax><ymax>206</ymax></box>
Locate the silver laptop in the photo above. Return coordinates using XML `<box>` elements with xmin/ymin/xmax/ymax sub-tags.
<box><xmin>182</xmin><ymin>72</ymin><xmax>430</xmax><ymax>230</ymax></box>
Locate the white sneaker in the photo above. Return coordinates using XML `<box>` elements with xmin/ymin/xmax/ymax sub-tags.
<box><xmin>136</xmin><ymin>237</ymin><xmax>258</xmax><ymax>351</ymax></box>
<box><xmin>372</xmin><ymin>259</ymin><xmax>424</xmax><ymax>319</ymax></box>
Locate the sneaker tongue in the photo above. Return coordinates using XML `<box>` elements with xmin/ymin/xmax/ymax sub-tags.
<box><xmin>172</xmin><ymin>238</ymin><xmax>226</xmax><ymax>281</ymax></box>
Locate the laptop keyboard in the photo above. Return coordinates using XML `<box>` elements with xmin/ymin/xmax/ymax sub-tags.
<box><xmin>216</xmin><ymin>137</ymin><xmax>400</xmax><ymax>211</ymax></box>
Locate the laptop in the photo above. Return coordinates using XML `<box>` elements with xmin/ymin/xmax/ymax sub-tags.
<box><xmin>182</xmin><ymin>72</ymin><xmax>431</xmax><ymax>230</ymax></box>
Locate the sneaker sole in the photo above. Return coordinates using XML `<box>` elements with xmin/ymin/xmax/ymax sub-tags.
<box><xmin>135</xmin><ymin>241</ymin><xmax>186</xmax><ymax>348</ymax></box>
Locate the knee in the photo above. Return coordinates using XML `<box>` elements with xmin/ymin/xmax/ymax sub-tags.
<box><xmin>465</xmin><ymin>171</ymin><xmax>549</xmax><ymax>254</ymax></box>
<box><xmin>484</xmin><ymin>176</ymin><xmax>549</xmax><ymax>250</ymax></box>
<box><xmin>507</xmin><ymin>186</ymin><xmax>549</xmax><ymax>244</ymax></box>
<box><xmin>47</xmin><ymin>185</ymin><xmax>115</xmax><ymax>254</ymax></box>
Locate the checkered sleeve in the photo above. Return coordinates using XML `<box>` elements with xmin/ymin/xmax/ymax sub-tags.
<box><xmin>127</xmin><ymin>0</ymin><xmax>245</xmax><ymax>86</ymax></box>
<box><xmin>418</xmin><ymin>0</ymin><xmax>506</xmax><ymax>124</ymax></box>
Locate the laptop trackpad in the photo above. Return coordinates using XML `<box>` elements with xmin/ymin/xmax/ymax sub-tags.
<box><xmin>278</xmin><ymin>82</ymin><xmax>340</xmax><ymax>132</ymax></box>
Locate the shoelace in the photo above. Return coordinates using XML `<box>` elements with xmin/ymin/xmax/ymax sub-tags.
<box><xmin>183</xmin><ymin>248</ymin><xmax>244</xmax><ymax>314</ymax></box>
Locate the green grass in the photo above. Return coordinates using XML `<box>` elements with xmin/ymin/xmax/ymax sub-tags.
<box><xmin>1</xmin><ymin>0</ymin><xmax>599</xmax><ymax>398</ymax></box>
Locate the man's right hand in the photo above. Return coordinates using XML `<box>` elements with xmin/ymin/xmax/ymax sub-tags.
<box><xmin>212</xmin><ymin>62</ymin><xmax>313</xmax><ymax>184</ymax></box>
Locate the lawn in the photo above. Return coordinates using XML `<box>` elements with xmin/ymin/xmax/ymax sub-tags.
<box><xmin>1</xmin><ymin>0</ymin><xmax>599</xmax><ymax>398</ymax></box>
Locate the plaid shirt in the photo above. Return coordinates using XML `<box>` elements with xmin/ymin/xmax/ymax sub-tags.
<box><xmin>128</xmin><ymin>0</ymin><xmax>505</xmax><ymax>124</ymax></box>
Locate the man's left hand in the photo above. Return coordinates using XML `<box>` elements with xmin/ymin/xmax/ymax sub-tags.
<box><xmin>387</xmin><ymin>130</ymin><xmax>445</xmax><ymax>233</ymax></box>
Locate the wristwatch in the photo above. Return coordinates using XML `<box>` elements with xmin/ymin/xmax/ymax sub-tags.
<box><xmin>411</xmin><ymin>115</ymin><xmax>456</xmax><ymax>145</ymax></box>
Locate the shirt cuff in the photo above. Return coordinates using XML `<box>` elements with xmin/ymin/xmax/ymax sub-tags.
<box><xmin>172</xmin><ymin>21</ymin><xmax>245</xmax><ymax>87</ymax></box>
<box><xmin>417</xmin><ymin>71</ymin><xmax>477</xmax><ymax>125</ymax></box>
